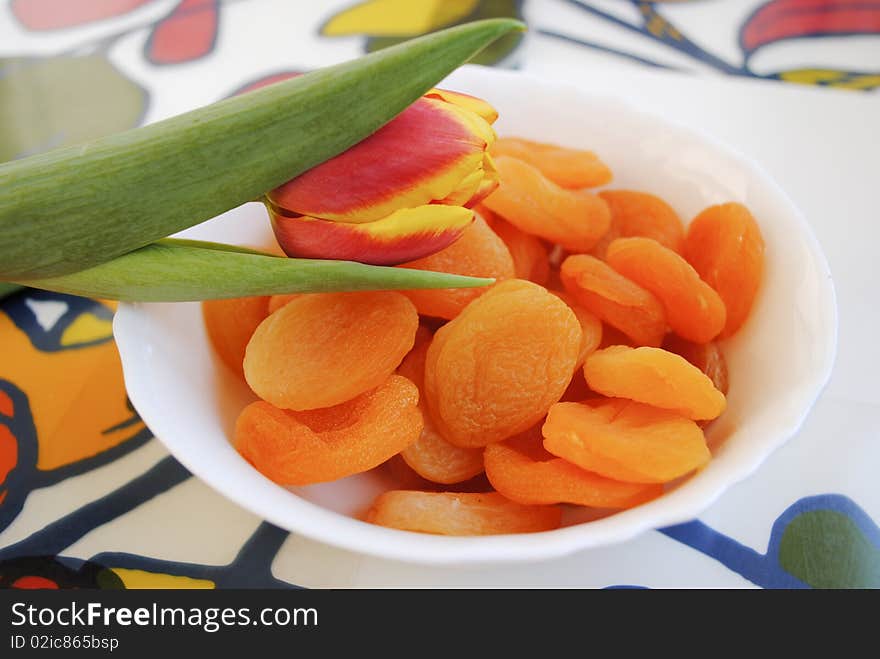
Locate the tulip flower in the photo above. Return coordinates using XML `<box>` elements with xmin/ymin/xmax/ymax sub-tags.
<box><xmin>266</xmin><ymin>88</ymin><xmax>500</xmax><ymax>266</ymax></box>
<box><xmin>0</xmin><ymin>19</ymin><xmax>522</xmax><ymax>290</ymax></box>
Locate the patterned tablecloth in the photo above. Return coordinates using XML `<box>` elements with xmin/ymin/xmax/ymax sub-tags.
<box><xmin>1</xmin><ymin>0</ymin><xmax>878</xmax><ymax>589</ymax></box>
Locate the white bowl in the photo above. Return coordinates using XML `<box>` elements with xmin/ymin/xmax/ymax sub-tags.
<box><xmin>113</xmin><ymin>65</ymin><xmax>837</xmax><ymax>565</ymax></box>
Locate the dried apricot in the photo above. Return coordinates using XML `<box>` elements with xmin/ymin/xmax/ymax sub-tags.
<box><xmin>383</xmin><ymin>456</ymin><xmax>493</xmax><ymax>493</ymax></box>
<box><xmin>235</xmin><ymin>375</ymin><xmax>422</xmax><ymax>485</ymax></box>
<box><xmin>446</xmin><ymin>473</ymin><xmax>495</xmax><ymax>493</ymax></box>
<box><xmin>489</xmin><ymin>217</ymin><xmax>551</xmax><ymax>285</ymax></box>
<box><xmin>559</xmin><ymin>370</ymin><xmax>595</xmax><ymax>402</ymax></box>
<box><xmin>202</xmin><ymin>296</ymin><xmax>270</xmax><ymax>378</ymax></box>
<box><xmin>606</xmin><ymin>237</ymin><xmax>726</xmax><ymax>343</ymax></box>
<box><xmin>482</xmin><ymin>156</ymin><xmax>611</xmax><ymax>252</ymax></box>
<box><xmin>366</xmin><ymin>490</ymin><xmax>562</xmax><ymax>535</ymax></box>
<box><xmin>425</xmin><ymin>280</ymin><xmax>582</xmax><ymax>447</ymax></box>
<box><xmin>395</xmin><ymin>336</ymin><xmax>430</xmax><ymax>393</ymax></box>
<box><xmin>560</xmin><ymin>254</ymin><xmax>666</xmax><ymax>347</ymax></box>
<box><xmin>593</xmin><ymin>190</ymin><xmax>685</xmax><ymax>257</ymax></box>
<box><xmin>403</xmin><ymin>324</ymin><xmax>435</xmax><ymax>365</ymax></box>
<box><xmin>490</xmin><ymin>137</ymin><xmax>612</xmax><ymax>188</ymax></box>
<box><xmin>485</xmin><ymin>428</ymin><xmax>662</xmax><ymax>507</ymax></box>
<box><xmin>543</xmin><ymin>399</ymin><xmax>710</xmax><ymax>483</ymax></box>
<box><xmin>663</xmin><ymin>335</ymin><xmax>729</xmax><ymax>396</ymax></box>
<box><xmin>684</xmin><ymin>202</ymin><xmax>764</xmax><ymax>337</ymax></box>
<box><xmin>397</xmin><ymin>336</ymin><xmax>484</xmax><ymax>484</ymax></box>
<box><xmin>384</xmin><ymin>454</ymin><xmax>438</xmax><ymax>491</ymax></box>
<box><xmin>401</xmin><ymin>429</ymin><xmax>485</xmax><ymax>485</ymax></box>
<box><xmin>583</xmin><ymin>346</ymin><xmax>726</xmax><ymax>420</ymax></box>
<box><xmin>551</xmin><ymin>290</ymin><xmax>603</xmax><ymax>368</ymax></box>
<box><xmin>597</xmin><ymin>324</ymin><xmax>635</xmax><ymax>349</ymax></box>
<box><xmin>244</xmin><ymin>291</ymin><xmax>417</xmax><ymax>410</ymax></box>
<box><xmin>399</xmin><ymin>213</ymin><xmax>514</xmax><ymax>320</ymax></box>
<box><xmin>267</xmin><ymin>294</ymin><xmax>299</xmax><ymax>314</ymax></box>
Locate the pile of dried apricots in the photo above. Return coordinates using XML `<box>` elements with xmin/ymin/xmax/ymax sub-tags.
<box><xmin>203</xmin><ymin>136</ymin><xmax>765</xmax><ymax>537</ymax></box>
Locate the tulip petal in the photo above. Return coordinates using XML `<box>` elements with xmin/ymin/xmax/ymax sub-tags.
<box><xmin>465</xmin><ymin>152</ymin><xmax>500</xmax><ymax>208</ymax></box>
<box><xmin>270</xmin><ymin>204</ymin><xmax>475</xmax><ymax>265</ymax></box>
<box><xmin>268</xmin><ymin>97</ymin><xmax>492</xmax><ymax>224</ymax></box>
<box><xmin>435</xmin><ymin>95</ymin><xmax>496</xmax><ymax>148</ymax></box>
<box><xmin>437</xmin><ymin>151</ymin><xmax>500</xmax><ymax>208</ymax></box>
<box><xmin>426</xmin><ymin>87</ymin><xmax>499</xmax><ymax>124</ymax></box>
<box><xmin>437</xmin><ymin>164</ymin><xmax>485</xmax><ymax>207</ymax></box>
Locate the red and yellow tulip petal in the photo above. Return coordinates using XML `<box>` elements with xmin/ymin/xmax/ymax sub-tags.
<box><xmin>437</xmin><ymin>163</ymin><xmax>485</xmax><ymax>207</ymax></box>
<box><xmin>268</xmin><ymin>97</ymin><xmax>490</xmax><ymax>224</ymax></box>
<box><xmin>426</xmin><ymin>87</ymin><xmax>499</xmax><ymax>124</ymax></box>
<box><xmin>270</xmin><ymin>204</ymin><xmax>474</xmax><ymax>265</ymax></box>
<box><xmin>464</xmin><ymin>153</ymin><xmax>499</xmax><ymax>208</ymax></box>
<box><xmin>442</xmin><ymin>99</ymin><xmax>496</xmax><ymax>147</ymax></box>
<box><xmin>437</xmin><ymin>151</ymin><xmax>499</xmax><ymax>208</ymax></box>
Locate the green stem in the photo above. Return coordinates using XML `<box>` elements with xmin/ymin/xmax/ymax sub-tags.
<box><xmin>155</xmin><ymin>238</ymin><xmax>277</xmax><ymax>256</ymax></box>
<box><xmin>13</xmin><ymin>241</ymin><xmax>494</xmax><ymax>302</ymax></box>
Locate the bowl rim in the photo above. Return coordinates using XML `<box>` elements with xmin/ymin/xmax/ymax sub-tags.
<box><xmin>113</xmin><ymin>65</ymin><xmax>838</xmax><ymax>565</ymax></box>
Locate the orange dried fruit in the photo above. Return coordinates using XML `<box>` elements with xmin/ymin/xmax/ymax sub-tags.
<box><xmin>446</xmin><ymin>473</ymin><xmax>495</xmax><ymax>493</ymax></box>
<box><xmin>684</xmin><ymin>202</ymin><xmax>764</xmax><ymax>337</ymax></box>
<box><xmin>399</xmin><ymin>213</ymin><xmax>514</xmax><ymax>320</ymax></box>
<box><xmin>397</xmin><ymin>335</ymin><xmax>484</xmax><ymax>484</ymax></box>
<box><xmin>396</xmin><ymin>332</ymin><xmax>430</xmax><ymax>385</ymax></box>
<box><xmin>663</xmin><ymin>335</ymin><xmax>729</xmax><ymax>396</ymax></box>
<box><xmin>482</xmin><ymin>156</ymin><xmax>611</xmax><ymax>252</ymax></box>
<box><xmin>489</xmin><ymin>217</ymin><xmax>551</xmax><ymax>285</ymax></box>
<box><xmin>235</xmin><ymin>375</ymin><xmax>422</xmax><ymax>485</ymax></box>
<box><xmin>244</xmin><ymin>291</ymin><xmax>417</xmax><ymax>410</ymax></box>
<box><xmin>598</xmin><ymin>324</ymin><xmax>636</xmax><ymax>349</ymax></box>
<box><xmin>472</xmin><ymin>202</ymin><xmax>500</xmax><ymax>227</ymax></box>
<box><xmin>366</xmin><ymin>490</ymin><xmax>562</xmax><ymax>535</ymax></box>
<box><xmin>401</xmin><ymin>430</ymin><xmax>486</xmax><ymax>485</ymax></box>
<box><xmin>559</xmin><ymin>369</ymin><xmax>595</xmax><ymax>402</ymax></box>
<box><xmin>593</xmin><ymin>190</ymin><xmax>685</xmax><ymax>257</ymax></box>
<box><xmin>543</xmin><ymin>398</ymin><xmax>710</xmax><ymax>483</ymax></box>
<box><xmin>551</xmin><ymin>290</ymin><xmax>603</xmax><ymax>368</ymax></box>
<box><xmin>425</xmin><ymin>279</ymin><xmax>582</xmax><ymax>448</ymax></box>
<box><xmin>484</xmin><ymin>428</ymin><xmax>662</xmax><ymax>507</ymax></box>
<box><xmin>560</xmin><ymin>254</ymin><xmax>666</xmax><ymax>347</ymax></box>
<box><xmin>202</xmin><ymin>296</ymin><xmax>270</xmax><ymax>378</ymax></box>
<box><xmin>606</xmin><ymin>237</ymin><xmax>727</xmax><ymax>343</ymax></box>
<box><xmin>384</xmin><ymin>454</ymin><xmax>439</xmax><ymax>491</ymax></box>
<box><xmin>407</xmin><ymin>324</ymin><xmax>435</xmax><ymax>359</ymax></box>
<box><xmin>490</xmin><ymin>137</ymin><xmax>612</xmax><ymax>188</ymax></box>
<box><xmin>383</xmin><ymin>456</ymin><xmax>493</xmax><ymax>493</ymax></box>
<box><xmin>267</xmin><ymin>294</ymin><xmax>300</xmax><ymax>314</ymax></box>
<box><xmin>583</xmin><ymin>346</ymin><xmax>726</xmax><ymax>420</ymax></box>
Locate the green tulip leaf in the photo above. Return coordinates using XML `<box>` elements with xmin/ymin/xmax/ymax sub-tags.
<box><xmin>13</xmin><ymin>240</ymin><xmax>494</xmax><ymax>302</ymax></box>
